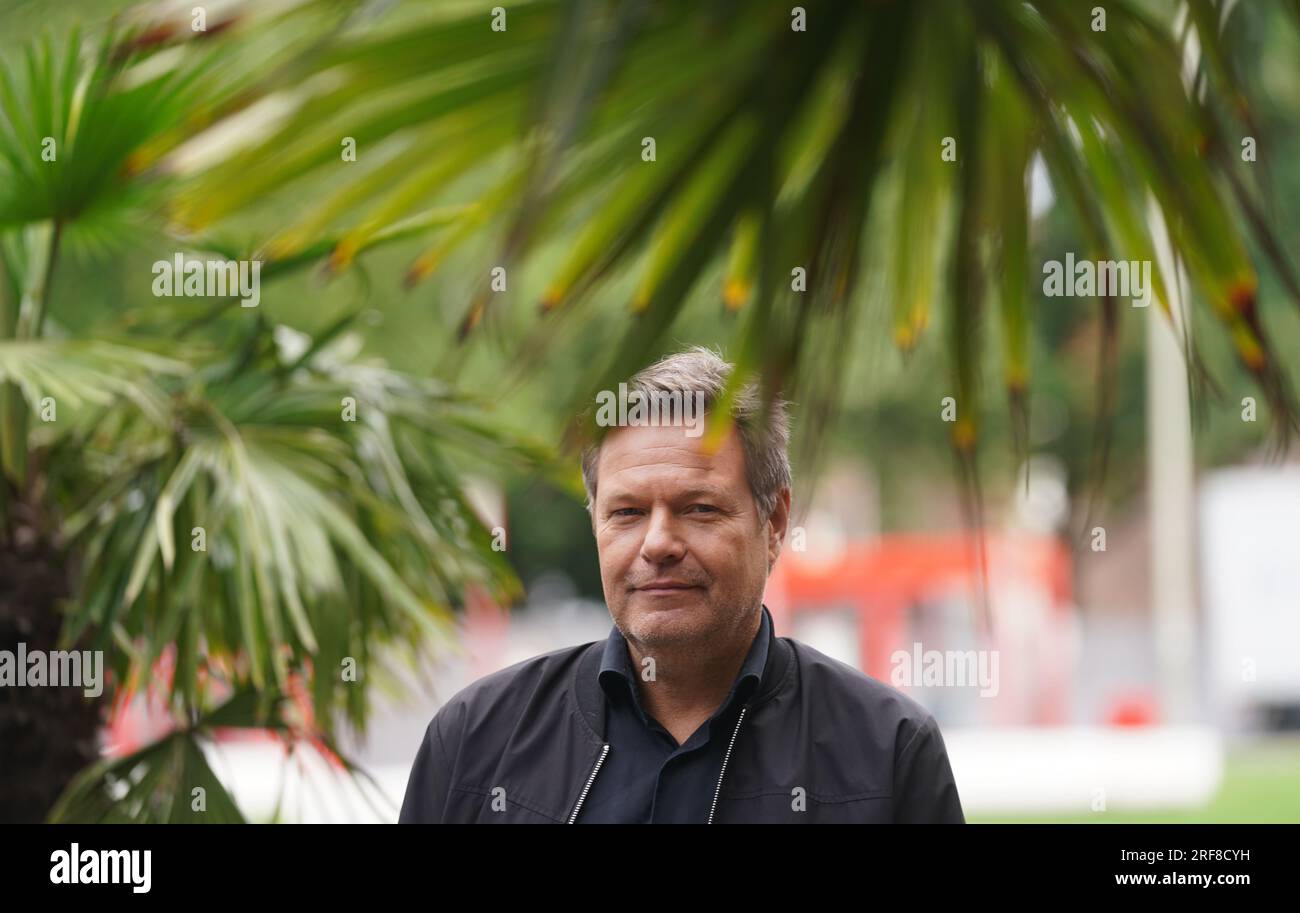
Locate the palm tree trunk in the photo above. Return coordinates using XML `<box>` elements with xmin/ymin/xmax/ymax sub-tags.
<box><xmin>0</xmin><ymin>491</ymin><xmax>101</xmax><ymax>823</ymax></box>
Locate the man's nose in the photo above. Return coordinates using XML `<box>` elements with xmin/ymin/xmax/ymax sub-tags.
<box><xmin>639</xmin><ymin>505</ymin><xmax>685</xmax><ymax>564</ymax></box>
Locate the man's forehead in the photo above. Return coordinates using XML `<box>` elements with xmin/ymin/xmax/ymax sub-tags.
<box><xmin>596</xmin><ymin>424</ymin><xmax>744</xmax><ymax>487</ymax></box>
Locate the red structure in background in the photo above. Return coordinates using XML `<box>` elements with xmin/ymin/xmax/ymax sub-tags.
<box><xmin>764</xmin><ymin>531</ymin><xmax>1076</xmax><ymax>725</ymax></box>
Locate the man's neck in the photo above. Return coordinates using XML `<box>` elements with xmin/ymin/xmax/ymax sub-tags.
<box><xmin>623</xmin><ymin>608</ymin><xmax>762</xmax><ymax>746</ymax></box>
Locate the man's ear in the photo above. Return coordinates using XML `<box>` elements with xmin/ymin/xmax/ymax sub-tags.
<box><xmin>766</xmin><ymin>487</ymin><xmax>791</xmax><ymax>570</ymax></box>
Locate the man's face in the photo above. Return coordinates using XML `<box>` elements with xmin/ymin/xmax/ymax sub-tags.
<box><xmin>592</xmin><ymin>421</ymin><xmax>789</xmax><ymax>650</ymax></box>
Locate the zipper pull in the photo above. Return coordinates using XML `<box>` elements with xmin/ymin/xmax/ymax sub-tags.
<box><xmin>567</xmin><ymin>743</ymin><xmax>610</xmax><ymax>824</ymax></box>
<box><xmin>708</xmin><ymin>704</ymin><xmax>749</xmax><ymax>824</ymax></box>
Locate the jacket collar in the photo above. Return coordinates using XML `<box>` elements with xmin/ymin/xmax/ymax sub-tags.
<box><xmin>573</xmin><ymin>603</ymin><xmax>793</xmax><ymax>743</ymax></box>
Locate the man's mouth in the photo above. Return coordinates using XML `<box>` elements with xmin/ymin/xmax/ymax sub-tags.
<box><xmin>634</xmin><ymin>581</ymin><xmax>702</xmax><ymax>594</ymax></box>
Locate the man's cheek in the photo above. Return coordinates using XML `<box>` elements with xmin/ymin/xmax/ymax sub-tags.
<box><xmin>599</xmin><ymin>542</ymin><xmax>632</xmax><ymax>582</ymax></box>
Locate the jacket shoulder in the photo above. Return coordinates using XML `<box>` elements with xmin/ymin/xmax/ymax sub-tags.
<box><xmin>782</xmin><ymin>638</ymin><xmax>965</xmax><ymax>822</ymax></box>
<box><xmin>399</xmin><ymin>642</ymin><xmax>598</xmax><ymax>823</ymax></box>
<box><xmin>785</xmin><ymin>637</ymin><xmax>939</xmax><ymax>740</ymax></box>
<box><xmin>429</xmin><ymin>640</ymin><xmax>596</xmax><ymax>740</ymax></box>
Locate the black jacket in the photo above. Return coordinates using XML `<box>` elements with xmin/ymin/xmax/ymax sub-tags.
<box><xmin>398</xmin><ymin>621</ymin><xmax>965</xmax><ymax>823</ymax></box>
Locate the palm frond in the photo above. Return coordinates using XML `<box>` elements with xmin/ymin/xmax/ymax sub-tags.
<box><xmin>155</xmin><ymin>0</ymin><xmax>1300</xmax><ymax>466</ymax></box>
<box><xmin>48</xmin><ymin>319</ymin><xmax>546</xmax><ymax>735</ymax></box>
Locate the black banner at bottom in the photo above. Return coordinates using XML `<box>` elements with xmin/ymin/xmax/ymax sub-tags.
<box><xmin>0</xmin><ymin>822</ymin><xmax>1285</xmax><ymax>898</ymax></box>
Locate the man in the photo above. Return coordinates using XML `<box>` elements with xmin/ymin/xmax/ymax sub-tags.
<box><xmin>398</xmin><ymin>347</ymin><xmax>964</xmax><ymax>823</ymax></box>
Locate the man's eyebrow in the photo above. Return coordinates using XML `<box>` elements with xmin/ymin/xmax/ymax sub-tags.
<box><xmin>601</xmin><ymin>486</ymin><xmax>731</xmax><ymax>504</ymax></box>
<box><xmin>674</xmin><ymin>487</ymin><xmax>731</xmax><ymax>501</ymax></box>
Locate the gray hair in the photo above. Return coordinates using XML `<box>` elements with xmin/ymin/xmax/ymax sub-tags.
<box><xmin>580</xmin><ymin>346</ymin><xmax>792</xmax><ymax>521</ymax></box>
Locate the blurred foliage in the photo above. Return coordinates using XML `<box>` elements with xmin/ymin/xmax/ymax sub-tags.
<box><xmin>111</xmin><ymin>0</ymin><xmax>1300</xmax><ymax>537</ymax></box>
<box><xmin>0</xmin><ymin>9</ymin><xmax>559</xmax><ymax>821</ymax></box>
<box><xmin>144</xmin><ymin>0</ymin><xmax>1300</xmax><ymax>473</ymax></box>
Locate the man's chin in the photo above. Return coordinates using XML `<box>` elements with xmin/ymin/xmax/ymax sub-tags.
<box><xmin>621</xmin><ymin>589</ymin><xmax>709</xmax><ymax>639</ymax></box>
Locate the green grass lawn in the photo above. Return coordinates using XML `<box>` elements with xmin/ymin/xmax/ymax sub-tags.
<box><xmin>969</xmin><ymin>737</ymin><xmax>1300</xmax><ymax>823</ymax></box>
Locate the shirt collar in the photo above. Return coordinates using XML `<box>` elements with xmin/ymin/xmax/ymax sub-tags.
<box><xmin>598</xmin><ymin>604</ymin><xmax>773</xmax><ymax>714</ymax></box>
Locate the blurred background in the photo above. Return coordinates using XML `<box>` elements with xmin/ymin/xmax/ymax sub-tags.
<box><xmin>1</xmin><ymin>0</ymin><xmax>1298</xmax><ymax>823</ymax></box>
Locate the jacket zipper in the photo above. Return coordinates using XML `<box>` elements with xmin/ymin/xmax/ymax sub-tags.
<box><xmin>707</xmin><ymin>704</ymin><xmax>748</xmax><ymax>825</ymax></box>
<box><xmin>569</xmin><ymin>703</ymin><xmax>750</xmax><ymax>824</ymax></box>
<box><xmin>567</xmin><ymin>743</ymin><xmax>610</xmax><ymax>823</ymax></box>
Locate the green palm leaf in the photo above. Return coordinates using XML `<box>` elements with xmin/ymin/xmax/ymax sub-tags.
<box><xmin>155</xmin><ymin>0</ymin><xmax>1300</xmax><ymax>461</ymax></box>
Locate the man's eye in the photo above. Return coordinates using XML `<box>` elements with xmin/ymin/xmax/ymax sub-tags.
<box><xmin>611</xmin><ymin>508</ymin><xmax>642</xmax><ymax>517</ymax></box>
<box><xmin>688</xmin><ymin>504</ymin><xmax>718</xmax><ymax>514</ymax></box>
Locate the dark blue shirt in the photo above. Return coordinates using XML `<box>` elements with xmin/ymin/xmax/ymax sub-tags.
<box><xmin>577</xmin><ymin>605</ymin><xmax>772</xmax><ymax>823</ymax></box>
